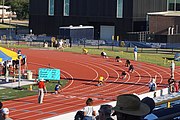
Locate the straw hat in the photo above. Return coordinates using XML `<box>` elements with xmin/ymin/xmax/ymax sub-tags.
<box><xmin>112</xmin><ymin>94</ymin><xmax>150</xmax><ymax>116</ymax></box>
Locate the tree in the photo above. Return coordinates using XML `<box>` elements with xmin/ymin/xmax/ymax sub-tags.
<box><xmin>4</xmin><ymin>0</ymin><xmax>29</xmax><ymax>20</ymax></box>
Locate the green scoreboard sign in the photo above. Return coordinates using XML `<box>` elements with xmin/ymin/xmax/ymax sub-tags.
<box><xmin>38</xmin><ymin>68</ymin><xmax>60</xmax><ymax>80</ymax></box>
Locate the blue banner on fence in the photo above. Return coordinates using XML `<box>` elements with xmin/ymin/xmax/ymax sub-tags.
<box><xmin>38</xmin><ymin>68</ymin><xmax>60</xmax><ymax>80</ymax></box>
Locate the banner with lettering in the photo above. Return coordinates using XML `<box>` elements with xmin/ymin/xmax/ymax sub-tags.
<box><xmin>38</xmin><ymin>68</ymin><xmax>60</xmax><ymax>80</ymax></box>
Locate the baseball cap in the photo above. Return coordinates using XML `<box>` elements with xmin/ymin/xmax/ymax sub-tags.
<box><xmin>2</xmin><ymin>108</ymin><xmax>9</xmax><ymax>115</ymax></box>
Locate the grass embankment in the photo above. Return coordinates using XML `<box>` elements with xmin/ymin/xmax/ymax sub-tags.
<box><xmin>0</xmin><ymin>24</ymin><xmax>15</xmax><ymax>28</ymax></box>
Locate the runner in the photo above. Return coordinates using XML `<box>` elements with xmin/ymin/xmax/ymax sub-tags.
<box><xmin>97</xmin><ymin>76</ymin><xmax>104</xmax><ymax>86</ymax></box>
<box><xmin>120</xmin><ymin>71</ymin><xmax>127</xmax><ymax>79</ymax></box>
<box><xmin>54</xmin><ymin>83</ymin><xmax>62</xmax><ymax>94</ymax></box>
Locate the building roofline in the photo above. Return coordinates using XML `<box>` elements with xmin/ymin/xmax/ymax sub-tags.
<box><xmin>59</xmin><ymin>25</ymin><xmax>94</xmax><ymax>29</ymax></box>
<box><xmin>0</xmin><ymin>5</ymin><xmax>11</xmax><ymax>9</ymax></box>
<box><xmin>147</xmin><ymin>11</ymin><xmax>180</xmax><ymax>17</ymax></box>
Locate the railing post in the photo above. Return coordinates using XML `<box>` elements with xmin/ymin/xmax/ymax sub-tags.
<box><xmin>167</xmin><ymin>102</ymin><xmax>171</xmax><ymax>108</ymax></box>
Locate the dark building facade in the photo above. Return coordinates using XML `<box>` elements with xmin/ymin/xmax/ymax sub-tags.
<box><xmin>29</xmin><ymin>0</ymin><xmax>167</xmax><ymax>40</ymax></box>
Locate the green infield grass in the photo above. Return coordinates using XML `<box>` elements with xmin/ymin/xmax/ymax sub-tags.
<box><xmin>63</xmin><ymin>46</ymin><xmax>180</xmax><ymax>67</ymax></box>
<box><xmin>0</xmin><ymin>80</ymin><xmax>68</xmax><ymax>101</ymax></box>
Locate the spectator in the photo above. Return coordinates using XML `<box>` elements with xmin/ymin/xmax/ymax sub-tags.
<box><xmin>170</xmin><ymin>60</ymin><xmax>175</xmax><ymax>79</ymax></box>
<box><xmin>125</xmin><ymin>59</ymin><xmax>130</xmax><ymax>67</ymax></box>
<box><xmin>101</xmin><ymin>52</ymin><xmax>108</xmax><ymax>58</ymax></box>
<box><xmin>149</xmin><ymin>75</ymin><xmax>157</xmax><ymax>92</ymax></box>
<box><xmin>168</xmin><ymin>77</ymin><xmax>174</xmax><ymax>93</ymax></box>
<box><xmin>112</xmin><ymin>94</ymin><xmax>150</xmax><ymax>120</ymax></box>
<box><xmin>54</xmin><ymin>83</ymin><xmax>62</xmax><ymax>94</ymax></box>
<box><xmin>128</xmin><ymin>64</ymin><xmax>134</xmax><ymax>73</ymax></box>
<box><xmin>2</xmin><ymin>108</ymin><xmax>13</xmax><ymax>120</ymax></box>
<box><xmin>174</xmin><ymin>80</ymin><xmax>179</xmax><ymax>92</ymax></box>
<box><xmin>83</xmin><ymin>98</ymin><xmax>96</xmax><ymax>120</ymax></box>
<box><xmin>134</xmin><ymin>46</ymin><xmax>138</xmax><ymax>61</ymax></box>
<box><xmin>59</xmin><ymin>40</ymin><xmax>64</xmax><ymax>49</ymax></box>
<box><xmin>97</xmin><ymin>104</ymin><xmax>114</xmax><ymax>120</ymax></box>
<box><xmin>0</xmin><ymin>101</ymin><xmax>4</xmax><ymax>120</ymax></box>
<box><xmin>141</xmin><ymin>97</ymin><xmax>158</xmax><ymax>120</ymax></box>
<box><xmin>120</xmin><ymin>71</ymin><xmax>127</xmax><ymax>79</ymax></box>
<box><xmin>38</xmin><ymin>78</ymin><xmax>47</xmax><ymax>104</ymax></box>
<box><xmin>74</xmin><ymin>110</ymin><xmax>84</xmax><ymax>120</ymax></box>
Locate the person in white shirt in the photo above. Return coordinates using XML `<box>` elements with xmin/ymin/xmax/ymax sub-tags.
<box><xmin>83</xmin><ymin>98</ymin><xmax>96</xmax><ymax>120</ymax></box>
<box><xmin>149</xmin><ymin>75</ymin><xmax>157</xmax><ymax>92</ymax></box>
<box><xmin>2</xmin><ymin>108</ymin><xmax>13</xmax><ymax>120</ymax></box>
<box><xmin>59</xmin><ymin>40</ymin><xmax>64</xmax><ymax>48</ymax></box>
<box><xmin>170</xmin><ymin>60</ymin><xmax>175</xmax><ymax>79</ymax></box>
<box><xmin>101</xmin><ymin>52</ymin><xmax>108</xmax><ymax>58</ymax></box>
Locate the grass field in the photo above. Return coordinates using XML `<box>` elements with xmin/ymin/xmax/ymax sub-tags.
<box><xmin>0</xmin><ymin>80</ymin><xmax>68</xmax><ymax>102</ymax></box>
<box><xmin>63</xmin><ymin>46</ymin><xmax>180</xmax><ymax>67</ymax></box>
<box><xmin>0</xmin><ymin>24</ymin><xmax>15</xmax><ymax>28</ymax></box>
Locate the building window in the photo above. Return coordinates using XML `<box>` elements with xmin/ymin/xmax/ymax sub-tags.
<box><xmin>168</xmin><ymin>0</ymin><xmax>175</xmax><ymax>10</ymax></box>
<box><xmin>177</xmin><ymin>0</ymin><xmax>180</xmax><ymax>11</ymax></box>
<box><xmin>64</xmin><ymin>0</ymin><xmax>70</xmax><ymax>16</ymax></box>
<box><xmin>48</xmin><ymin>0</ymin><xmax>54</xmax><ymax>16</ymax></box>
<box><xmin>168</xmin><ymin>0</ymin><xmax>180</xmax><ymax>11</ymax></box>
<box><xmin>117</xmin><ymin>0</ymin><xmax>123</xmax><ymax>18</ymax></box>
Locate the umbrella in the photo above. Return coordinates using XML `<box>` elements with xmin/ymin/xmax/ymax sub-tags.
<box><xmin>0</xmin><ymin>47</ymin><xmax>18</xmax><ymax>60</ymax></box>
<box><xmin>0</xmin><ymin>50</ymin><xmax>12</xmax><ymax>62</ymax></box>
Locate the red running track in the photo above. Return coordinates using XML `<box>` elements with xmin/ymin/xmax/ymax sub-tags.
<box><xmin>2</xmin><ymin>48</ymin><xmax>180</xmax><ymax>120</ymax></box>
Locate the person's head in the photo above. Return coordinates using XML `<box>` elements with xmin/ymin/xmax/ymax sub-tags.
<box><xmin>86</xmin><ymin>98</ymin><xmax>93</xmax><ymax>106</ymax></box>
<box><xmin>2</xmin><ymin>108</ymin><xmax>10</xmax><ymax>117</ymax></box>
<box><xmin>151</xmin><ymin>78</ymin><xmax>156</xmax><ymax>83</ymax></box>
<box><xmin>141</xmin><ymin>97</ymin><xmax>155</xmax><ymax>113</ymax></box>
<box><xmin>39</xmin><ymin>78</ymin><xmax>45</xmax><ymax>82</ymax></box>
<box><xmin>98</xmin><ymin>104</ymin><xmax>113</xmax><ymax>120</ymax></box>
<box><xmin>116</xmin><ymin>56</ymin><xmax>120</xmax><ymax>59</ymax></box>
<box><xmin>112</xmin><ymin>94</ymin><xmax>150</xmax><ymax>120</ymax></box>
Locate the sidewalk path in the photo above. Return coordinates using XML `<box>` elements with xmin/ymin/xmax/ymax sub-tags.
<box><xmin>0</xmin><ymin>79</ymin><xmax>36</xmax><ymax>89</ymax></box>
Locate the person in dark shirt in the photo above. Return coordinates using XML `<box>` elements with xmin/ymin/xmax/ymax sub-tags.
<box><xmin>54</xmin><ymin>83</ymin><xmax>62</xmax><ymax>94</ymax></box>
<box><xmin>125</xmin><ymin>59</ymin><xmax>130</xmax><ymax>67</ymax></box>
<box><xmin>0</xmin><ymin>101</ymin><xmax>5</xmax><ymax>120</ymax></box>
<box><xmin>128</xmin><ymin>64</ymin><xmax>134</xmax><ymax>73</ymax></box>
<box><xmin>115</xmin><ymin>56</ymin><xmax>122</xmax><ymax>62</ymax></box>
<box><xmin>112</xmin><ymin>94</ymin><xmax>150</xmax><ymax>120</ymax></box>
<box><xmin>121</xmin><ymin>71</ymin><xmax>127</xmax><ymax>79</ymax></box>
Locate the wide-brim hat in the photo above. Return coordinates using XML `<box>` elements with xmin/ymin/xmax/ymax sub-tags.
<box><xmin>112</xmin><ymin>94</ymin><xmax>150</xmax><ymax>116</ymax></box>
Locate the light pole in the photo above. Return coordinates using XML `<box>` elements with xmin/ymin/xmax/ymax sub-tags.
<box><xmin>9</xmin><ymin>7</ymin><xmax>12</xmax><ymax>41</ymax></box>
<box><xmin>17</xmin><ymin>54</ymin><xmax>22</xmax><ymax>90</ymax></box>
<box><xmin>2</xmin><ymin>0</ymin><xmax>5</xmax><ymax>23</ymax></box>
